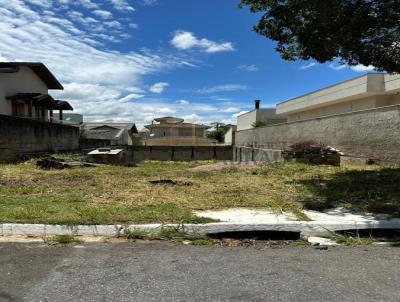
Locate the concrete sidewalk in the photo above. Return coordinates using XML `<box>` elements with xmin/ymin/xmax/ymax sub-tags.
<box><xmin>1</xmin><ymin>208</ymin><xmax>400</xmax><ymax>238</ymax></box>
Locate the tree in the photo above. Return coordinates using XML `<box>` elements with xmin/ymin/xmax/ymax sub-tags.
<box><xmin>239</xmin><ymin>0</ymin><xmax>400</xmax><ymax>73</ymax></box>
<box><xmin>207</xmin><ymin>122</ymin><xmax>229</xmax><ymax>143</ymax></box>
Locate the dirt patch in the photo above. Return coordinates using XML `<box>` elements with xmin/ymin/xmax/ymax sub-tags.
<box><xmin>189</xmin><ymin>161</ymin><xmax>259</xmax><ymax>172</ymax></box>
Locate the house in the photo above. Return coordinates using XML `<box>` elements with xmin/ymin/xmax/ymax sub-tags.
<box><xmin>237</xmin><ymin>100</ymin><xmax>287</xmax><ymax>131</ymax></box>
<box><xmin>143</xmin><ymin>116</ymin><xmax>215</xmax><ymax>146</ymax></box>
<box><xmin>276</xmin><ymin>73</ymin><xmax>400</xmax><ymax>121</ymax></box>
<box><xmin>224</xmin><ymin>125</ymin><xmax>237</xmax><ymax>145</ymax></box>
<box><xmin>53</xmin><ymin>113</ymin><xmax>83</xmax><ymax>125</ymax></box>
<box><xmin>0</xmin><ymin>62</ymin><xmax>73</xmax><ymax>122</ymax></box>
<box><xmin>80</xmin><ymin>122</ymin><xmax>138</xmax><ymax>146</ymax></box>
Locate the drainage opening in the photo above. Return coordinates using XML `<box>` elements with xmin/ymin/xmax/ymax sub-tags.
<box><xmin>207</xmin><ymin>231</ymin><xmax>301</xmax><ymax>241</ymax></box>
<box><xmin>336</xmin><ymin>229</ymin><xmax>400</xmax><ymax>239</ymax></box>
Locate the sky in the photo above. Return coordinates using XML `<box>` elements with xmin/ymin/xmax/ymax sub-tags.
<box><xmin>0</xmin><ymin>0</ymin><xmax>375</xmax><ymax>128</ymax></box>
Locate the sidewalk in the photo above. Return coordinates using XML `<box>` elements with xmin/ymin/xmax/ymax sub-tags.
<box><xmin>1</xmin><ymin>208</ymin><xmax>400</xmax><ymax>238</ymax></box>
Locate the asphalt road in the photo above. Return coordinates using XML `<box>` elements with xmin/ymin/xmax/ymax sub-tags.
<box><xmin>0</xmin><ymin>241</ymin><xmax>399</xmax><ymax>302</ymax></box>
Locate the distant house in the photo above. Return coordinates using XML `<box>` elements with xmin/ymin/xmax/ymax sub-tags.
<box><xmin>224</xmin><ymin>125</ymin><xmax>237</xmax><ymax>145</ymax></box>
<box><xmin>143</xmin><ymin>117</ymin><xmax>215</xmax><ymax>146</ymax></box>
<box><xmin>53</xmin><ymin>113</ymin><xmax>83</xmax><ymax>125</ymax></box>
<box><xmin>0</xmin><ymin>62</ymin><xmax>73</xmax><ymax>122</ymax></box>
<box><xmin>276</xmin><ymin>73</ymin><xmax>400</xmax><ymax>122</ymax></box>
<box><xmin>80</xmin><ymin>123</ymin><xmax>138</xmax><ymax>146</ymax></box>
<box><xmin>237</xmin><ymin>100</ymin><xmax>287</xmax><ymax>131</ymax></box>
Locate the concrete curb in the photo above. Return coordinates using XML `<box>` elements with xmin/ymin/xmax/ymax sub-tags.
<box><xmin>1</xmin><ymin>220</ymin><xmax>400</xmax><ymax>238</ymax></box>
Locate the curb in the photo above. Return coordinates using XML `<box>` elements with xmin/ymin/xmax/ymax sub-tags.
<box><xmin>1</xmin><ymin>220</ymin><xmax>400</xmax><ymax>238</ymax></box>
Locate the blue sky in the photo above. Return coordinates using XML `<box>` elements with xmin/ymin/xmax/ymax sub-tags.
<box><xmin>0</xmin><ymin>0</ymin><xmax>374</xmax><ymax>127</ymax></box>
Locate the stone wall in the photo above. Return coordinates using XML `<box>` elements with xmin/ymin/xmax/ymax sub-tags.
<box><xmin>0</xmin><ymin>114</ymin><xmax>79</xmax><ymax>162</ymax></box>
<box><xmin>129</xmin><ymin>146</ymin><xmax>232</xmax><ymax>162</ymax></box>
<box><xmin>235</xmin><ymin>105</ymin><xmax>400</xmax><ymax>163</ymax></box>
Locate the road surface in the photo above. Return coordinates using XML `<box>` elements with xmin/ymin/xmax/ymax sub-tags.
<box><xmin>0</xmin><ymin>241</ymin><xmax>399</xmax><ymax>302</ymax></box>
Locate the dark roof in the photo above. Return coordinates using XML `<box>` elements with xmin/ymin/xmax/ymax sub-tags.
<box><xmin>0</xmin><ymin>62</ymin><xmax>63</xmax><ymax>90</ymax></box>
<box><xmin>54</xmin><ymin>100</ymin><xmax>73</xmax><ymax>111</ymax></box>
<box><xmin>80</xmin><ymin>127</ymin><xmax>125</xmax><ymax>140</ymax></box>
<box><xmin>6</xmin><ymin>93</ymin><xmax>73</xmax><ymax>110</ymax></box>
<box><xmin>82</xmin><ymin>122</ymin><xmax>138</xmax><ymax>133</ymax></box>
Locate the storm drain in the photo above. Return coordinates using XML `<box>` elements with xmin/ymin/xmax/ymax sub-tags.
<box><xmin>206</xmin><ymin>231</ymin><xmax>301</xmax><ymax>241</ymax></box>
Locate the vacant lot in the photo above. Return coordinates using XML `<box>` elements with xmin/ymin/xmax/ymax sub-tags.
<box><xmin>0</xmin><ymin>158</ymin><xmax>399</xmax><ymax>224</ymax></box>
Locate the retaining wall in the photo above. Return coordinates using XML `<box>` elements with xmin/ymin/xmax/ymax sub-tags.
<box><xmin>235</xmin><ymin>105</ymin><xmax>400</xmax><ymax>163</ymax></box>
<box><xmin>0</xmin><ymin>114</ymin><xmax>79</xmax><ymax>162</ymax></box>
<box><xmin>129</xmin><ymin>146</ymin><xmax>233</xmax><ymax>162</ymax></box>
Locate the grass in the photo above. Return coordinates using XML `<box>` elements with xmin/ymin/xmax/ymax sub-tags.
<box><xmin>123</xmin><ymin>225</ymin><xmax>213</xmax><ymax>245</ymax></box>
<box><xmin>0</xmin><ymin>158</ymin><xmax>399</xmax><ymax>224</ymax></box>
<box><xmin>331</xmin><ymin>233</ymin><xmax>375</xmax><ymax>246</ymax></box>
<box><xmin>44</xmin><ymin>234</ymin><xmax>82</xmax><ymax>245</ymax></box>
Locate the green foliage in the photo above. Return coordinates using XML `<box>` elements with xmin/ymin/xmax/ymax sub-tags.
<box><xmin>45</xmin><ymin>235</ymin><xmax>82</xmax><ymax>245</ymax></box>
<box><xmin>207</xmin><ymin>122</ymin><xmax>230</xmax><ymax>143</ymax></box>
<box><xmin>331</xmin><ymin>233</ymin><xmax>374</xmax><ymax>246</ymax></box>
<box><xmin>123</xmin><ymin>225</ymin><xmax>213</xmax><ymax>245</ymax></box>
<box><xmin>239</xmin><ymin>0</ymin><xmax>400</xmax><ymax>72</ymax></box>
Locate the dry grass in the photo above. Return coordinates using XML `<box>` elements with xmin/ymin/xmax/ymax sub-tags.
<box><xmin>0</xmin><ymin>158</ymin><xmax>399</xmax><ymax>224</ymax></box>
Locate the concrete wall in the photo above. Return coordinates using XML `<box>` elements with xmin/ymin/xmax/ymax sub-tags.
<box><xmin>287</xmin><ymin>95</ymin><xmax>380</xmax><ymax>122</ymax></box>
<box><xmin>224</xmin><ymin>127</ymin><xmax>236</xmax><ymax>145</ymax></box>
<box><xmin>129</xmin><ymin>146</ymin><xmax>233</xmax><ymax>162</ymax></box>
<box><xmin>233</xmin><ymin>146</ymin><xmax>283</xmax><ymax>163</ymax></box>
<box><xmin>237</xmin><ymin>110</ymin><xmax>257</xmax><ymax>131</ymax></box>
<box><xmin>0</xmin><ymin>114</ymin><xmax>79</xmax><ymax>161</ymax></box>
<box><xmin>235</xmin><ymin>105</ymin><xmax>400</xmax><ymax>163</ymax></box>
<box><xmin>0</xmin><ymin>66</ymin><xmax>48</xmax><ymax>117</ymax></box>
<box><xmin>237</xmin><ymin>109</ymin><xmax>286</xmax><ymax>130</ymax></box>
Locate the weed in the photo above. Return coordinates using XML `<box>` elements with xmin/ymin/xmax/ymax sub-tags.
<box><xmin>44</xmin><ymin>235</ymin><xmax>82</xmax><ymax>245</ymax></box>
<box><xmin>288</xmin><ymin>240</ymin><xmax>309</xmax><ymax>247</ymax></box>
<box><xmin>331</xmin><ymin>233</ymin><xmax>374</xmax><ymax>246</ymax></box>
<box><xmin>1</xmin><ymin>160</ymin><xmax>399</xmax><ymax>224</ymax></box>
<box><xmin>123</xmin><ymin>225</ymin><xmax>212</xmax><ymax>245</ymax></box>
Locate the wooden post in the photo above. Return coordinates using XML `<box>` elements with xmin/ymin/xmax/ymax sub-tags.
<box><xmin>41</xmin><ymin>105</ymin><xmax>45</xmax><ymax>121</ymax></box>
<box><xmin>50</xmin><ymin>108</ymin><xmax>53</xmax><ymax>122</ymax></box>
<box><xmin>59</xmin><ymin>110</ymin><xmax>63</xmax><ymax>121</ymax></box>
<box><xmin>27</xmin><ymin>100</ymin><xmax>32</xmax><ymax>118</ymax></box>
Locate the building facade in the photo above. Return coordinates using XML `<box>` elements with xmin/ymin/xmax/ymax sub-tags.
<box><xmin>143</xmin><ymin>117</ymin><xmax>214</xmax><ymax>146</ymax></box>
<box><xmin>237</xmin><ymin>101</ymin><xmax>287</xmax><ymax>131</ymax></box>
<box><xmin>0</xmin><ymin>62</ymin><xmax>73</xmax><ymax>122</ymax></box>
<box><xmin>276</xmin><ymin>73</ymin><xmax>400</xmax><ymax>121</ymax></box>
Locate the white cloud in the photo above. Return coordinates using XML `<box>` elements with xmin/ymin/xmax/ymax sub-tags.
<box><xmin>197</xmin><ymin>84</ymin><xmax>247</xmax><ymax>94</ymax></box>
<box><xmin>350</xmin><ymin>64</ymin><xmax>375</xmax><ymax>72</ymax></box>
<box><xmin>119</xmin><ymin>93</ymin><xmax>145</xmax><ymax>102</ymax></box>
<box><xmin>109</xmin><ymin>0</ymin><xmax>135</xmax><ymax>12</ymax></box>
<box><xmin>171</xmin><ymin>31</ymin><xmax>234</xmax><ymax>53</ymax></box>
<box><xmin>329</xmin><ymin>63</ymin><xmax>347</xmax><ymax>71</ymax></box>
<box><xmin>300</xmin><ymin>62</ymin><xmax>316</xmax><ymax>70</ymax></box>
<box><xmin>178</xmin><ymin>100</ymin><xmax>189</xmax><ymax>105</ymax></box>
<box><xmin>149</xmin><ymin>82</ymin><xmax>169</xmax><ymax>94</ymax></box>
<box><xmin>221</xmin><ymin>107</ymin><xmax>240</xmax><ymax>113</ymax></box>
<box><xmin>143</xmin><ymin>0</ymin><xmax>157</xmax><ymax>5</ymax></box>
<box><xmin>329</xmin><ymin>62</ymin><xmax>375</xmax><ymax>72</ymax></box>
<box><xmin>236</xmin><ymin>64</ymin><xmax>258</xmax><ymax>72</ymax></box>
<box><xmin>93</xmin><ymin>10</ymin><xmax>113</xmax><ymax>20</ymax></box>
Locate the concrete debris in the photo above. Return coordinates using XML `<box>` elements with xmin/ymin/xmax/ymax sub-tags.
<box><xmin>36</xmin><ymin>158</ymin><xmax>100</xmax><ymax>169</ymax></box>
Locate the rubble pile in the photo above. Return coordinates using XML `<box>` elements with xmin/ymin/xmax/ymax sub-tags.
<box><xmin>283</xmin><ymin>142</ymin><xmax>343</xmax><ymax>166</ymax></box>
